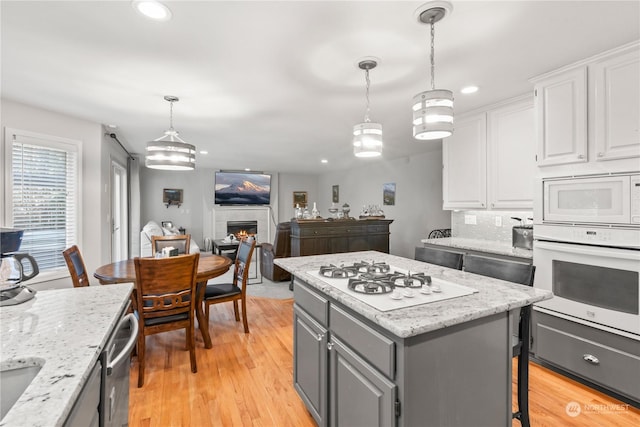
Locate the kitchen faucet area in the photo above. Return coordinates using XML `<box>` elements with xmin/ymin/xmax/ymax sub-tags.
<box><xmin>1</xmin><ymin>1</ymin><xmax>639</xmax><ymax>426</ymax></box>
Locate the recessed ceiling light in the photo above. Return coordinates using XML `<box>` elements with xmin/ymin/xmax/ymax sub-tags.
<box><xmin>199</xmin><ymin>150</ymin><xmax>208</xmax><ymax>155</ymax></box>
<box><xmin>244</xmin><ymin>168</ymin><xmax>251</xmax><ymax>171</ymax></box>
<box><xmin>132</xmin><ymin>1</ymin><xmax>172</xmax><ymax>21</ymax></box>
<box><xmin>461</xmin><ymin>85</ymin><xmax>479</xmax><ymax>94</ymax></box>
<box><xmin>321</xmin><ymin>159</ymin><xmax>328</xmax><ymax>164</ymax></box>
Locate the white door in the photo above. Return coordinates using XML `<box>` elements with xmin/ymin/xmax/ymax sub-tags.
<box><xmin>111</xmin><ymin>161</ymin><xmax>128</xmax><ymax>261</ymax></box>
<box><xmin>487</xmin><ymin>97</ymin><xmax>536</xmax><ymax>209</ymax></box>
<box><xmin>442</xmin><ymin>112</ymin><xmax>487</xmax><ymax>210</ymax></box>
<box><xmin>534</xmin><ymin>66</ymin><xmax>588</xmax><ymax>166</ymax></box>
<box><xmin>593</xmin><ymin>44</ymin><xmax>640</xmax><ymax>161</ymax></box>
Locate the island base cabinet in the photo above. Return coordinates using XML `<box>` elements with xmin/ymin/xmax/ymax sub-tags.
<box><xmin>294</xmin><ymin>306</ymin><xmax>328</xmax><ymax>427</ymax></box>
<box><xmin>329</xmin><ymin>337</ymin><xmax>397</xmax><ymax>427</ymax></box>
<box><xmin>293</xmin><ymin>279</ymin><xmax>516</xmax><ymax>427</ymax></box>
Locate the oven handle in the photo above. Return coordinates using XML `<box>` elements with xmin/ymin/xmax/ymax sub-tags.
<box><xmin>107</xmin><ymin>313</ymin><xmax>139</xmax><ymax>376</ymax></box>
<box><xmin>534</xmin><ymin>240</ymin><xmax>640</xmax><ymax>260</ymax></box>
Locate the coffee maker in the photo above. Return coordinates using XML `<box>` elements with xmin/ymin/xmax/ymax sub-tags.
<box><xmin>1</xmin><ymin>228</ymin><xmax>39</xmax><ymax>306</ymax></box>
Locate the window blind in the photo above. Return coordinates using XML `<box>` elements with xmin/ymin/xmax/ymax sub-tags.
<box><xmin>10</xmin><ymin>133</ymin><xmax>79</xmax><ymax>273</ymax></box>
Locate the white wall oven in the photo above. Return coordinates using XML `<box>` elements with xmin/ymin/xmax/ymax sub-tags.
<box><xmin>534</xmin><ymin>172</ymin><xmax>640</xmax><ymax>338</ymax></box>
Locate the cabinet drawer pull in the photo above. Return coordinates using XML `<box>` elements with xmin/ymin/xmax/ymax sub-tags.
<box><xmin>315</xmin><ymin>333</ymin><xmax>324</xmax><ymax>342</ymax></box>
<box><xmin>578</xmin><ymin>154</ymin><xmax>585</xmax><ymax>159</ymax></box>
<box><xmin>327</xmin><ymin>342</ymin><xmax>334</xmax><ymax>350</ymax></box>
<box><xmin>583</xmin><ymin>354</ymin><xmax>600</xmax><ymax>365</ymax></box>
<box><xmin>597</xmin><ymin>152</ymin><xmax>604</xmax><ymax>157</ymax></box>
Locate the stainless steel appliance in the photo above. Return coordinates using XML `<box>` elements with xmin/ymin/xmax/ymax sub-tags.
<box><xmin>308</xmin><ymin>261</ymin><xmax>477</xmax><ymax>312</ymax></box>
<box><xmin>101</xmin><ymin>311</ymin><xmax>138</xmax><ymax>427</ymax></box>
<box><xmin>1</xmin><ymin>228</ymin><xmax>39</xmax><ymax>306</ymax></box>
<box><xmin>533</xmin><ymin>172</ymin><xmax>640</xmax><ymax>339</ymax></box>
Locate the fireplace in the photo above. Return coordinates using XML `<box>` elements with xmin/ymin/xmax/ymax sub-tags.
<box><xmin>227</xmin><ymin>220</ymin><xmax>258</xmax><ymax>239</ymax></box>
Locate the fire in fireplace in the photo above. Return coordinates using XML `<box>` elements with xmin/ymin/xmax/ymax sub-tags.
<box><xmin>227</xmin><ymin>220</ymin><xmax>258</xmax><ymax>240</ymax></box>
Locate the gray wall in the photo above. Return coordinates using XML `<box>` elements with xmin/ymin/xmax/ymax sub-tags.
<box><xmin>138</xmin><ymin>149</ymin><xmax>449</xmax><ymax>258</ymax></box>
<box><xmin>317</xmin><ymin>150</ymin><xmax>450</xmax><ymax>259</ymax></box>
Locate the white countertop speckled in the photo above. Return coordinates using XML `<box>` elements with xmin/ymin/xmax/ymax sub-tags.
<box><xmin>275</xmin><ymin>251</ymin><xmax>551</xmax><ymax>338</ymax></box>
<box><xmin>0</xmin><ymin>284</ymin><xmax>133</xmax><ymax>427</ymax></box>
<box><xmin>420</xmin><ymin>237</ymin><xmax>533</xmax><ymax>259</ymax></box>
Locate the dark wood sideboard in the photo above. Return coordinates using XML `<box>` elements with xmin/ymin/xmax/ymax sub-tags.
<box><xmin>290</xmin><ymin>219</ymin><xmax>393</xmax><ymax>256</ymax></box>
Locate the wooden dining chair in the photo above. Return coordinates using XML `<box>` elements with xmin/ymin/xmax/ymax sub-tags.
<box><xmin>462</xmin><ymin>254</ymin><xmax>536</xmax><ymax>427</ymax></box>
<box><xmin>151</xmin><ymin>234</ymin><xmax>191</xmax><ymax>256</ymax></box>
<box><xmin>62</xmin><ymin>245</ymin><xmax>90</xmax><ymax>287</ymax></box>
<box><xmin>414</xmin><ymin>246</ymin><xmax>464</xmax><ymax>270</ymax></box>
<box><xmin>134</xmin><ymin>252</ymin><xmax>200</xmax><ymax>387</ymax></box>
<box><xmin>203</xmin><ymin>238</ymin><xmax>256</xmax><ymax>333</ymax></box>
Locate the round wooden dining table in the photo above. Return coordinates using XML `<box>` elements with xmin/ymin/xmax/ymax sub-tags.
<box><xmin>94</xmin><ymin>254</ymin><xmax>232</xmax><ymax>349</ymax></box>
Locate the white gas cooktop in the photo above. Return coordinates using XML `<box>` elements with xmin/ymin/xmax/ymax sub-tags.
<box><xmin>307</xmin><ymin>266</ymin><xmax>478</xmax><ymax>312</ymax></box>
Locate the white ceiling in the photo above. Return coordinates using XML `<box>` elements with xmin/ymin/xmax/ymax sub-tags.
<box><xmin>2</xmin><ymin>1</ymin><xmax>639</xmax><ymax>174</ymax></box>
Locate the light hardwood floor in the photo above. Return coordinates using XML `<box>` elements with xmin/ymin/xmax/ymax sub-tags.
<box><xmin>129</xmin><ymin>296</ymin><xmax>640</xmax><ymax>427</ymax></box>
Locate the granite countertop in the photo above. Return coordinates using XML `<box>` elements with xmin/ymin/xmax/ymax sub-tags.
<box><xmin>420</xmin><ymin>237</ymin><xmax>533</xmax><ymax>259</ymax></box>
<box><xmin>275</xmin><ymin>251</ymin><xmax>551</xmax><ymax>339</ymax></box>
<box><xmin>0</xmin><ymin>283</ymin><xmax>133</xmax><ymax>427</ymax></box>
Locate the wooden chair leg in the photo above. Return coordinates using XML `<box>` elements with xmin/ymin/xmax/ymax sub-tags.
<box><xmin>241</xmin><ymin>297</ymin><xmax>249</xmax><ymax>333</ymax></box>
<box><xmin>137</xmin><ymin>333</ymin><xmax>146</xmax><ymax>388</ymax></box>
<box><xmin>233</xmin><ymin>300</ymin><xmax>240</xmax><ymax>321</ymax></box>
<box><xmin>188</xmin><ymin>322</ymin><xmax>197</xmax><ymax>373</ymax></box>
<box><xmin>204</xmin><ymin>301</ymin><xmax>210</xmax><ymax>324</ymax></box>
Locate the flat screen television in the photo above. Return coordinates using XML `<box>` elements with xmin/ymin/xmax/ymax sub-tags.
<box><xmin>215</xmin><ymin>171</ymin><xmax>271</xmax><ymax>205</ymax></box>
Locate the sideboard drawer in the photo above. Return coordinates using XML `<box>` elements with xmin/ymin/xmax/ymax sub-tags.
<box><xmin>536</xmin><ymin>322</ymin><xmax>640</xmax><ymax>401</ymax></box>
<box><xmin>294</xmin><ymin>280</ymin><xmax>329</xmax><ymax>326</ymax></box>
<box><xmin>330</xmin><ymin>304</ymin><xmax>395</xmax><ymax>378</ymax></box>
<box><xmin>367</xmin><ymin>224</ymin><xmax>389</xmax><ymax>233</ymax></box>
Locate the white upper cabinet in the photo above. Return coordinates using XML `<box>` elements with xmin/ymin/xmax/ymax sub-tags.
<box><xmin>531</xmin><ymin>40</ymin><xmax>640</xmax><ymax>170</ymax></box>
<box><xmin>533</xmin><ymin>67</ymin><xmax>588</xmax><ymax>166</ymax></box>
<box><xmin>442</xmin><ymin>95</ymin><xmax>536</xmax><ymax>211</ymax></box>
<box><xmin>592</xmin><ymin>46</ymin><xmax>640</xmax><ymax>161</ymax></box>
<box><xmin>443</xmin><ymin>113</ymin><xmax>487</xmax><ymax>210</ymax></box>
<box><xmin>487</xmin><ymin>97</ymin><xmax>536</xmax><ymax>209</ymax></box>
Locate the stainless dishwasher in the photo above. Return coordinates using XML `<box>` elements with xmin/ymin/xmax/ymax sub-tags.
<box><xmin>65</xmin><ymin>310</ymin><xmax>138</xmax><ymax>427</ymax></box>
<box><xmin>102</xmin><ymin>312</ymin><xmax>138</xmax><ymax>427</ymax></box>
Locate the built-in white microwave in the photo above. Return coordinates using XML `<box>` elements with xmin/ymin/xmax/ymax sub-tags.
<box><xmin>539</xmin><ymin>173</ymin><xmax>640</xmax><ymax>226</ymax></box>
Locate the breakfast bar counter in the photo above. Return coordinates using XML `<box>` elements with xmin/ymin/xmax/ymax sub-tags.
<box><xmin>275</xmin><ymin>251</ymin><xmax>552</xmax><ymax>427</ymax></box>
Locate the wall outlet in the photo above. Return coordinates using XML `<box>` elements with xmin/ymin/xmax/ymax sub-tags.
<box><xmin>464</xmin><ymin>215</ymin><xmax>477</xmax><ymax>225</ymax></box>
<box><xmin>495</xmin><ymin>216</ymin><xmax>502</xmax><ymax>227</ymax></box>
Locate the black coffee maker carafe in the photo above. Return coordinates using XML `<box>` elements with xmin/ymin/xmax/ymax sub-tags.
<box><xmin>1</xmin><ymin>228</ymin><xmax>39</xmax><ymax>305</ymax></box>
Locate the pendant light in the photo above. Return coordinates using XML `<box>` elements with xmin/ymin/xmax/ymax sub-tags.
<box><xmin>353</xmin><ymin>58</ymin><xmax>383</xmax><ymax>158</ymax></box>
<box><xmin>145</xmin><ymin>95</ymin><xmax>196</xmax><ymax>171</ymax></box>
<box><xmin>412</xmin><ymin>1</ymin><xmax>454</xmax><ymax>141</ymax></box>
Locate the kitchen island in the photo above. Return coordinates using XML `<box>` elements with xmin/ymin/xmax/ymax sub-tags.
<box><xmin>0</xmin><ymin>283</ymin><xmax>133</xmax><ymax>427</ymax></box>
<box><xmin>275</xmin><ymin>251</ymin><xmax>552</xmax><ymax>427</ymax></box>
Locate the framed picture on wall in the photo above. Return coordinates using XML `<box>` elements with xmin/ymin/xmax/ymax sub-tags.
<box><xmin>163</xmin><ymin>188</ymin><xmax>183</xmax><ymax>207</ymax></box>
<box><xmin>332</xmin><ymin>185</ymin><xmax>339</xmax><ymax>203</ymax></box>
<box><xmin>383</xmin><ymin>183</ymin><xmax>395</xmax><ymax>206</ymax></box>
<box><xmin>293</xmin><ymin>191</ymin><xmax>308</xmax><ymax>208</ymax></box>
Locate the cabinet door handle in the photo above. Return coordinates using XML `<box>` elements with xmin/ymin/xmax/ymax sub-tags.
<box><xmin>315</xmin><ymin>333</ymin><xmax>324</xmax><ymax>342</ymax></box>
<box><xmin>327</xmin><ymin>342</ymin><xmax>334</xmax><ymax>350</ymax></box>
<box><xmin>583</xmin><ymin>354</ymin><xmax>600</xmax><ymax>365</ymax></box>
<box><xmin>578</xmin><ymin>154</ymin><xmax>585</xmax><ymax>159</ymax></box>
<box><xmin>597</xmin><ymin>152</ymin><xmax>604</xmax><ymax>157</ymax></box>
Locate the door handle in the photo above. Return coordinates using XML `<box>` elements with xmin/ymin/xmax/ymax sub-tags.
<box><xmin>107</xmin><ymin>313</ymin><xmax>139</xmax><ymax>375</ymax></box>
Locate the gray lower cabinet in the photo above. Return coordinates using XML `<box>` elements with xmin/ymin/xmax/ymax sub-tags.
<box><xmin>293</xmin><ymin>278</ymin><xmax>512</xmax><ymax>427</ymax></box>
<box><xmin>64</xmin><ymin>360</ymin><xmax>102</xmax><ymax>427</ymax></box>
<box><xmin>329</xmin><ymin>337</ymin><xmax>396</xmax><ymax>427</ymax></box>
<box><xmin>294</xmin><ymin>306</ymin><xmax>328</xmax><ymax>425</ymax></box>
<box><xmin>532</xmin><ymin>309</ymin><xmax>640</xmax><ymax>402</ymax></box>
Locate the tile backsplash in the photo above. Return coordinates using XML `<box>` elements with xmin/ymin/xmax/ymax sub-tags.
<box><xmin>451</xmin><ymin>210</ymin><xmax>533</xmax><ymax>243</ymax></box>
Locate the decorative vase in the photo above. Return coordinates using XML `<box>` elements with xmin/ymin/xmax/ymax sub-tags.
<box><xmin>311</xmin><ymin>202</ymin><xmax>320</xmax><ymax>218</ymax></box>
